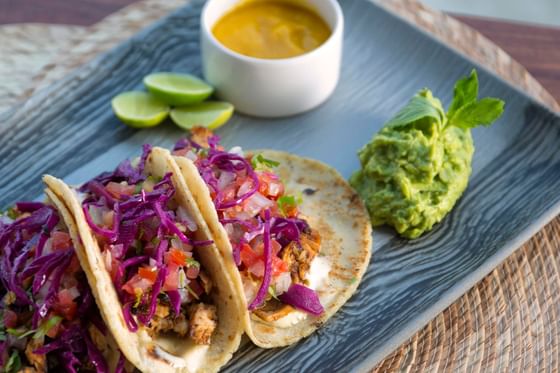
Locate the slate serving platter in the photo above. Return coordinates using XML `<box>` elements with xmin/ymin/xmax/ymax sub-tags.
<box><xmin>1</xmin><ymin>0</ymin><xmax>560</xmax><ymax>371</ymax></box>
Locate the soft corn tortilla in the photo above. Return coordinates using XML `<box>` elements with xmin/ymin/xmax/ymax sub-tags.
<box><xmin>44</xmin><ymin>147</ymin><xmax>244</xmax><ymax>373</ymax></box>
<box><xmin>175</xmin><ymin>150</ymin><xmax>372</xmax><ymax>348</ymax></box>
<box><xmin>44</xmin><ymin>188</ymin><xmax>124</xmax><ymax>372</ymax></box>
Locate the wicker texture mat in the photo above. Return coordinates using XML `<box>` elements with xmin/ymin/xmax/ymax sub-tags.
<box><xmin>1</xmin><ymin>0</ymin><xmax>559</xmax><ymax>371</ymax></box>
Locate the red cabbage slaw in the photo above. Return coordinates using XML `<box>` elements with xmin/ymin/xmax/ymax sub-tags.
<box><xmin>0</xmin><ymin>202</ymin><xmax>113</xmax><ymax>373</ymax></box>
<box><xmin>80</xmin><ymin>144</ymin><xmax>213</xmax><ymax>333</ymax></box>
<box><xmin>173</xmin><ymin>131</ymin><xmax>324</xmax><ymax>316</ymax></box>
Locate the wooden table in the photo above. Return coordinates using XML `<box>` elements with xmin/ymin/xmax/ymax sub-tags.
<box><xmin>1</xmin><ymin>1</ymin><xmax>560</xmax><ymax>371</ymax></box>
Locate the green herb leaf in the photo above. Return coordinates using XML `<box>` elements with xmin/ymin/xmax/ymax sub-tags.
<box><xmin>6</xmin><ymin>328</ymin><xmax>35</xmax><ymax>339</ymax></box>
<box><xmin>6</xmin><ymin>208</ymin><xmax>18</xmax><ymax>220</ymax></box>
<box><xmin>33</xmin><ymin>316</ymin><xmax>63</xmax><ymax>340</ymax></box>
<box><xmin>448</xmin><ymin>97</ymin><xmax>505</xmax><ymax>129</ymax></box>
<box><xmin>251</xmin><ymin>154</ymin><xmax>280</xmax><ymax>170</ymax></box>
<box><xmin>277</xmin><ymin>195</ymin><xmax>302</xmax><ymax>216</ymax></box>
<box><xmin>185</xmin><ymin>257</ymin><xmax>200</xmax><ymax>269</ymax></box>
<box><xmin>385</xmin><ymin>89</ymin><xmax>445</xmax><ymax>130</ymax></box>
<box><xmin>5</xmin><ymin>351</ymin><xmax>21</xmax><ymax>373</ymax></box>
<box><xmin>445</xmin><ymin>69</ymin><xmax>505</xmax><ymax>129</ymax></box>
<box><xmin>134</xmin><ymin>290</ymin><xmax>143</xmax><ymax>308</ymax></box>
<box><xmin>268</xmin><ymin>285</ymin><xmax>279</xmax><ymax>300</ymax></box>
<box><xmin>447</xmin><ymin>69</ymin><xmax>479</xmax><ymax>118</ymax></box>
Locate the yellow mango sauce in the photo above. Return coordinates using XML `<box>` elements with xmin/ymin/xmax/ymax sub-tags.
<box><xmin>212</xmin><ymin>1</ymin><xmax>331</xmax><ymax>59</ymax></box>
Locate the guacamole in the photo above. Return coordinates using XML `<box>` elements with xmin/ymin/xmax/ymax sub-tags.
<box><xmin>350</xmin><ymin>70</ymin><xmax>504</xmax><ymax>238</ymax></box>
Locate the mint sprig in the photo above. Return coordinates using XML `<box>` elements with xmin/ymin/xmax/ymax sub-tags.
<box><xmin>446</xmin><ymin>69</ymin><xmax>505</xmax><ymax>129</ymax></box>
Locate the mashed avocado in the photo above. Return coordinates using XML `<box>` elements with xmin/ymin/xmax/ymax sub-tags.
<box><xmin>351</xmin><ymin>70</ymin><xmax>504</xmax><ymax>238</ymax></box>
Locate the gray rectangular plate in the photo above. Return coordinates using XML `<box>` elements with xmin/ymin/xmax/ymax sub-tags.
<box><xmin>1</xmin><ymin>1</ymin><xmax>559</xmax><ymax>371</ymax></box>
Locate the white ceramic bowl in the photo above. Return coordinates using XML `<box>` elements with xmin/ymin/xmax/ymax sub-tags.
<box><xmin>200</xmin><ymin>0</ymin><xmax>344</xmax><ymax>118</ymax></box>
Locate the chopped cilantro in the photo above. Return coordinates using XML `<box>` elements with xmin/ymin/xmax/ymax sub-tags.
<box><xmin>268</xmin><ymin>286</ymin><xmax>279</xmax><ymax>301</ymax></box>
<box><xmin>33</xmin><ymin>316</ymin><xmax>62</xmax><ymax>340</ymax></box>
<box><xmin>6</xmin><ymin>208</ymin><xmax>18</xmax><ymax>220</ymax></box>
<box><xmin>6</xmin><ymin>328</ymin><xmax>34</xmax><ymax>339</ymax></box>
<box><xmin>277</xmin><ymin>194</ymin><xmax>302</xmax><ymax>216</ymax></box>
<box><xmin>134</xmin><ymin>290</ymin><xmax>143</xmax><ymax>308</ymax></box>
<box><xmin>6</xmin><ymin>316</ymin><xmax>62</xmax><ymax>340</ymax></box>
<box><xmin>0</xmin><ymin>319</ymin><xmax>5</xmax><ymax>341</ymax></box>
<box><xmin>185</xmin><ymin>257</ymin><xmax>200</xmax><ymax>269</ymax></box>
<box><xmin>348</xmin><ymin>276</ymin><xmax>357</xmax><ymax>285</ymax></box>
<box><xmin>5</xmin><ymin>351</ymin><xmax>21</xmax><ymax>373</ymax></box>
<box><xmin>251</xmin><ymin>154</ymin><xmax>280</xmax><ymax>170</ymax></box>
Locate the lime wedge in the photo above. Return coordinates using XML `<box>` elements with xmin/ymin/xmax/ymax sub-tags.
<box><xmin>112</xmin><ymin>92</ymin><xmax>169</xmax><ymax>128</ymax></box>
<box><xmin>170</xmin><ymin>101</ymin><xmax>234</xmax><ymax>130</ymax></box>
<box><xmin>144</xmin><ymin>72</ymin><xmax>214</xmax><ymax>106</ymax></box>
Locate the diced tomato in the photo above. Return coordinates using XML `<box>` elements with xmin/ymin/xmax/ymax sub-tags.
<box><xmin>248</xmin><ymin>261</ymin><xmax>264</xmax><ymax>277</ymax></box>
<box><xmin>222</xmin><ymin>184</ymin><xmax>237</xmax><ymax>203</ymax></box>
<box><xmin>51</xmin><ymin>231</ymin><xmax>72</xmax><ymax>250</ymax></box>
<box><xmin>240</xmin><ymin>243</ymin><xmax>260</xmax><ymax>267</ymax></box>
<box><xmin>138</xmin><ymin>266</ymin><xmax>158</xmax><ymax>283</ymax></box>
<box><xmin>272</xmin><ymin>256</ymin><xmax>289</xmax><ymax>277</ymax></box>
<box><xmin>3</xmin><ymin>309</ymin><xmax>17</xmax><ymax>328</ymax></box>
<box><xmin>162</xmin><ymin>267</ymin><xmax>179</xmax><ymax>292</ymax></box>
<box><xmin>167</xmin><ymin>248</ymin><xmax>187</xmax><ymax>267</ymax></box>
<box><xmin>106</xmin><ymin>182</ymin><xmax>135</xmax><ymax>199</ymax></box>
<box><xmin>270</xmin><ymin>239</ymin><xmax>282</xmax><ymax>255</ymax></box>
<box><xmin>122</xmin><ymin>274</ymin><xmax>153</xmax><ymax>296</ymax></box>
<box><xmin>186</xmin><ymin>265</ymin><xmax>200</xmax><ymax>279</ymax></box>
<box><xmin>53</xmin><ymin>290</ymin><xmax>78</xmax><ymax>320</ymax></box>
<box><xmin>258</xmin><ymin>172</ymin><xmax>284</xmax><ymax>199</ymax></box>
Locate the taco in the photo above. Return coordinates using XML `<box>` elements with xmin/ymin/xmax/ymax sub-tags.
<box><xmin>44</xmin><ymin>145</ymin><xmax>243</xmax><ymax>373</ymax></box>
<box><xmin>171</xmin><ymin>129</ymin><xmax>372</xmax><ymax>347</ymax></box>
<box><xmin>0</xmin><ymin>193</ymin><xmax>126</xmax><ymax>372</ymax></box>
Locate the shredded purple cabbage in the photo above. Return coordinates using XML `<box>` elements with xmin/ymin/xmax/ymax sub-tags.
<box><xmin>0</xmin><ymin>203</ymin><xmax>111</xmax><ymax>372</ymax></box>
<box><xmin>278</xmin><ymin>283</ymin><xmax>324</xmax><ymax>316</ymax></box>
<box><xmin>248</xmin><ymin>210</ymin><xmax>273</xmax><ymax>310</ymax></box>
<box><xmin>80</xmin><ymin>147</ymin><xmax>213</xmax><ymax>332</ymax></box>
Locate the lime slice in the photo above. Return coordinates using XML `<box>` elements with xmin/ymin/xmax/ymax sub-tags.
<box><xmin>144</xmin><ymin>72</ymin><xmax>214</xmax><ymax>106</ymax></box>
<box><xmin>111</xmin><ymin>91</ymin><xmax>169</xmax><ymax>128</ymax></box>
<box><xmin>170</xmin><ymin>101</ymin><xmax>234</xmax><ymax>130</ymax></box>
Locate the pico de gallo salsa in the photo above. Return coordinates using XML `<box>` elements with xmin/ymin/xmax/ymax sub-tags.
<box><xmin>0</xmin><ymin>202</ymin><xmax>121</xmax><ymax>373</ymax></box>
<box><xmin>172</xmin><ymin>129</ymin><xmax>324</xmax><ymax>319</ymax></box>
<box><xmin>79</xmin><ymin>145</ymin><xmax>218</xmax><ymax>345</ymax></box>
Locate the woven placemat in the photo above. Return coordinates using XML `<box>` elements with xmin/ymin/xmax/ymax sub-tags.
<box><xmin>1</xmin><ymin>1</ymin><xmax>559</xmax><ymax>371</ymax></box>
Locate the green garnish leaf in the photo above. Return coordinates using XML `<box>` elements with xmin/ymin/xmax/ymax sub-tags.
<box><xmin>447</xmin><ymin>69</ymin><xmax>479</xmax><ymax>118</ymax></box>
<box><xmin>385</xmin><ymin>89</ymin><xmax>445</xmax><ymax>130</ymax></box>
<box><xmin>446</xmin><ymin>69</ymin><xmax>505</xmax><ymax>129</ymax></box>
<box><xmin>277</xmin><ymin>195</ymin><xmax>302</xmax><ymax>216</ymax></box>
<box><xmin>134</xmin><ymin>290</ymin><xmax>143</xmax><ymax>308</ymax></box>
<box><xmin>7</xmin><ymin>316</ymin><xmax>63</xmax><ymax>341</ymax></box>
<box><xmin>5</xmin><ymin>351</ymin><xmax>21</xmax><ymax>373</ymax></box>
<box><xmin>251</xmin><ymin>154</ymin><xmax>280</xmax><ymax>170</ymax></box>
<box><xmin>33</xmin><ymin>316</ymin><xmax>63</xmax><ymax>340</ymax></box>
<box><xmin>268</xmin><ymin>285</ymin><xmax>279</xmax><ymax>300</ymax></box>
<box><xmin>6</xmin><ymin>208</ymin><xmax>18</xmax><ymax>220</ymax></box>
<box><xmin>185</xmin><ymin>257</ymin><xmax>200</xmax><ymax>269</ymax></box>
<box><xmin>6</xmin><ymin>328</ymin><xmax>35</xmax><ymax>339</ymax></box>
<box><xmin>448</xmin><ymin>97</ymin><xmax>505</xmax><ymax>129</ymax></box>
